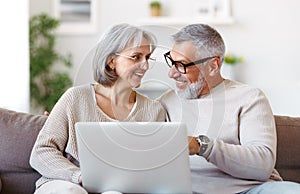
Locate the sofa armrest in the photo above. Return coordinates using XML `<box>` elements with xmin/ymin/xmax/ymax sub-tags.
<box><xmin>0</xmin><ymin>108</ymin><xmax>47</xmax><ymax>172</ymax></box>
<box><xmin>274</xmin><ymin>115</ymin><xmax>300</xmax><ymax>183</ymax></box>
<box><xmin>0</xmin><ymin>108</ymin><xmax>47</xmax><ymax>194</ymax></box>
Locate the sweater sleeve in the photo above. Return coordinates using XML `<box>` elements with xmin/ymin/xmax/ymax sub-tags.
<box><xmin>205</xmin><ymin>88</ymin><xmax>277</xmax><ymax>181</ymax></box>
<box><xmin>29</xmin><ymin>87</ymin><xmax>81</xmax><ymax>184</ymax></box>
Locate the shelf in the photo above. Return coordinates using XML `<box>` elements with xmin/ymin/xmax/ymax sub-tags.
<box><xmin>138</xmin><ymin>16</ymin><xmax>235</xmax><ymax>27</ymax></box>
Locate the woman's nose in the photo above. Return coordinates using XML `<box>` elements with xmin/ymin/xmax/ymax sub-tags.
<box><xmin>139</xmin><ymin>61</ymin><xmax>149</xmax><ymax>70</ymax></box>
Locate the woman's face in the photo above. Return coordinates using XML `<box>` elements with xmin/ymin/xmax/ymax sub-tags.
<box><xmin>112</xmin><ymin>38</ymin><xmax>153</xmax><ymax>88</ymax></box>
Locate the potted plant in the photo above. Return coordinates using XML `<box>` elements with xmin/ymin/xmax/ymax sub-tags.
<box><xmin>30</xmin><ymin>13</ymin><xmax>73</xmax><ymax>113</ymax></box>
<box><xmin>224</xmin><ymin>54</ymin><xmax>243</xmax><ymax>66</ymax></box>
<box><xmin>222</xmin><ymin>54</ymin><xmax>243</xmax><ymax>80</ymax></box>
<box><xmin>150</xmin><ymin>1</ymin><xmax>161</xmax><ymax>17</ymax></box>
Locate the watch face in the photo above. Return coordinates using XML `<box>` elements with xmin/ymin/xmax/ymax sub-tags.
<box><xmin>199</xmin><ymin>135</ymin><xmax>210</xmax><ymax>143</ymax></box>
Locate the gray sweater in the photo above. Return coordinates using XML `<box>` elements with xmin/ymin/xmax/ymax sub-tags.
<box><xmin>158</xmin><ymin>79</ymin><xmax>282</xmax><ymax>194</ymax></box>
<box><xmin>30</xmin><ymin>84</ymin><xmax>166</xmax><ymax>189</ymax></box>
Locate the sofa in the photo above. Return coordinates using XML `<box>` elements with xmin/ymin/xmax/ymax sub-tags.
<box><xmin>0</xmin><ymin>108</ymin><xmax>299</xmax><ymax>194</ymax></box>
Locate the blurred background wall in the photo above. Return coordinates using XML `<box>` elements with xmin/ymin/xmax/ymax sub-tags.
<box><xmin>0</xmin><ymin>0</ymin><xmax>29</xmax><ymax>112</ymax></box>
<box><xmin>2</xmin><ymin>0</ymin><xmax>300</xmax><ymax>116</ymax></box>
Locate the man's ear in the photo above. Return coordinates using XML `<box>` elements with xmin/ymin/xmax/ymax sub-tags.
<box><xmin>208</xmin><ymin>57</ymin><xmax>221</xmax><ymax>76</ymax></box>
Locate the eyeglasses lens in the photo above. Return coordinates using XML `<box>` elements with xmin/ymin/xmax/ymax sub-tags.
<box><xmin>165</xmin><ymin>55</ymin><xmax>185</xmax><ymax>74</ymax></box>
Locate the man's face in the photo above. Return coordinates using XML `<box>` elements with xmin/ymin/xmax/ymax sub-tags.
<box><xmin>168</xmin><ymin>41</ymin><xmax>207</xmax><ymax>99</ymax></box>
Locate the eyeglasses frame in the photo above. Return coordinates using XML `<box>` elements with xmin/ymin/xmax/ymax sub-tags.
<box><xmin>115</xmin><ymin>53</ymin><xmax>156</xmax><ymax>63</ymax></box>
<box><xmin>163</xmin><ymin>51</ymin><xmax>219</xmax><ymax>74</ymax></box>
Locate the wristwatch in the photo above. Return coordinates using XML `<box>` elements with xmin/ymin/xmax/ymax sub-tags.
<box><xmin>196</xmin><ymin>135</ymin><xmax>210</xmax><ymax>156</ymax></box>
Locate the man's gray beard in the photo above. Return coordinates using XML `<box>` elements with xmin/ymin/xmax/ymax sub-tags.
<box><xmin>176</xmin><ymin>80</ymin><xmax>206</xmax><ymax>99</ymax></box>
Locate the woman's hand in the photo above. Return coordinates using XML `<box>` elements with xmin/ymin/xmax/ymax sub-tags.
<box><xmin>188</xmin><ymin>136</ymin><xmax>200</xmax><ymax>155</ymax></box>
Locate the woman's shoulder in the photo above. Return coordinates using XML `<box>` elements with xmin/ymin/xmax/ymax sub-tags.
<box><xmin>136</xmin><ymin>91</ymin><xmax>165</xmax><ymax>108</ymax></box>
<box><xmin>136</xmin><ymin>91</ymin><xmax>156</xmax><ymax>102</ymax></box>
<box><xmin>63</xmin><ymin>84</ymin><xmax>93</xmax><ymax>97</ymax></box>
<box><xmin>56</xmin><ymin>84</ymin><xmax>94</xmax><ymax>106</ymax></box>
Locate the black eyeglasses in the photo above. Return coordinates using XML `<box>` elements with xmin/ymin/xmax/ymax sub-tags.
<box><xmin>163</xmin><ymin>51</ymin><xmax>218</xmax><ymax>74</ymax></box>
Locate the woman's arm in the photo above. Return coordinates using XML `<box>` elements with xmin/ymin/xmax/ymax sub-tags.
<box><xmin>30</xmin><ymin>88</ymin><xmax>81</xmax><ymax>184</ymax></box>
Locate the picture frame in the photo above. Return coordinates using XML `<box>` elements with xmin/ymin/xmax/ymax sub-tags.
<box><xmin>53</xmin><ymin>0</ymin><xmax>97</xmax><ymax>35</ymax></box>
<box><xmin>192</xmin><ymin>0</ymin><xmax>231</xmax><ymax>18</ymax></box>
<box><xmin>209</xmin><ymin>0</ymin><xmax>231</xmax><ymax>18</ymax></box>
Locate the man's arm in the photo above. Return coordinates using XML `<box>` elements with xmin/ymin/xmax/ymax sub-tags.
<box><xmin>204</xmin><ymin>89</ymin><xmax>277</xmax><ymax>181</ymax></box>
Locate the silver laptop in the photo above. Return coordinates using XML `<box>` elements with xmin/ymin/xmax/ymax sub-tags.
<box><xmin>75</xmin><ymin>122</ymin><xmax>192</xmax><ymax>194</ymax></box>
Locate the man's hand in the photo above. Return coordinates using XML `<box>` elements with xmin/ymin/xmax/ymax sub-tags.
<box><xmin>188</xmin><ymin>136</ymin><xmax>200</xmax><ymax>155</ymax></box>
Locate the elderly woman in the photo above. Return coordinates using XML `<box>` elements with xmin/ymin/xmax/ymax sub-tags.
<box><xmin>30</xmin><ymin>23</ymin><xmax>166</xmax><ymax>194</ymax></box>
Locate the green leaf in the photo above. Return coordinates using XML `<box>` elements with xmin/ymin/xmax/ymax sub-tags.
<box><xmin>224</xmin><ymin>54</ymin><xmax>244</xmax><ymax>65</ymax></box>
<box><xmin>30</xmin><ymin>13</ymin><xmax>73</xmax><ymax>112</ymax></box>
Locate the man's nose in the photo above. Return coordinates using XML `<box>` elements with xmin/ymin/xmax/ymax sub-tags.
<box><xmin>168</xmin><ymin>65</ymin><xmax>181</xmax><ymax>78</ymax></box>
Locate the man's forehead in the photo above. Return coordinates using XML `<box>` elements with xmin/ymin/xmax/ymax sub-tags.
<box><xmin>171</xmin><ymin>41</ymin><xmax>211</xmax><ymax>59</ymax></box>
<box><xmin>172</xmin><ymin>41</ymin><xmax>195</xmax><ymax>52</ymax></box>
<box><xmin>171</xmin><ymin>41</ymin><xmax>197</xmax><ymax>61</ymax></box>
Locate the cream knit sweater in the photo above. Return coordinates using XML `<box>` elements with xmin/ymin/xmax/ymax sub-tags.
<box><xmin>158</xmin><ymin>79</ymin><xmax>282</xmax><ymax>194</ymax></box>
<box><xmin>30</xmin><ymin>84</ymin><xmax>166</xmax><ymax>189</ymax></box>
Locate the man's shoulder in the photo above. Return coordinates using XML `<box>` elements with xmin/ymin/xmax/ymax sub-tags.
<box><xmin>225</xmin><ymin>79</ymin><xmax>267</xmax><ymax>100</ymax></box>
<box><xmin>226</xmin><ymin>79</ymin><xmax>261</xmax><ymax>92</ymax></box>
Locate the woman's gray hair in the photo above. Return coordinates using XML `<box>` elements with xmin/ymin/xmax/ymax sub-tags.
<box><xmin>172</xmin><ymin>24</ymin><xmax>225</xmax><ymax>63</ymax></box>
<box><xmin>93</xmin><ymin>23</ymin><xmax>157</xmax><ymax>86</ymax></box>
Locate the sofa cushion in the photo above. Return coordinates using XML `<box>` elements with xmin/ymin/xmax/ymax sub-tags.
<box><xmin>0</xmin><ymin>108</ymin><xmax>47</xmax><ymax>194</ymax></box>
<box><xmin>274</xmin><ymin>115</ymin><xmax>300</xmax><ymax>183</ymax></box>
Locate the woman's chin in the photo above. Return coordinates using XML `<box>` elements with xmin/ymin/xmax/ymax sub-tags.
<box><xmin>131</xmin><ymin>81</ymin><xmax>141</xmax><ymax>88</ymax></box>
<box><xmin>133</xmin><ymin>84</ymin><xmax>141</xmax><ymax>88</ymax></box>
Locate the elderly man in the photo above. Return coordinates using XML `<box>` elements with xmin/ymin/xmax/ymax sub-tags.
<box><xmin>158</xmin><ymin>24</ymin><xmax>300</xmax><ymax>194</ymax></box>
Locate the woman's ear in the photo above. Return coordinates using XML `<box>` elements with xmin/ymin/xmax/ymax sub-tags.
<box><xmin>208</xmin><ymin>57</ymin><xmax>221</xmax><ymax>76</ymax></box>
<box><xmin>107</xmin><ymin>56</ymin><xmax>116</xmax><ymax>70</ymax></box>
